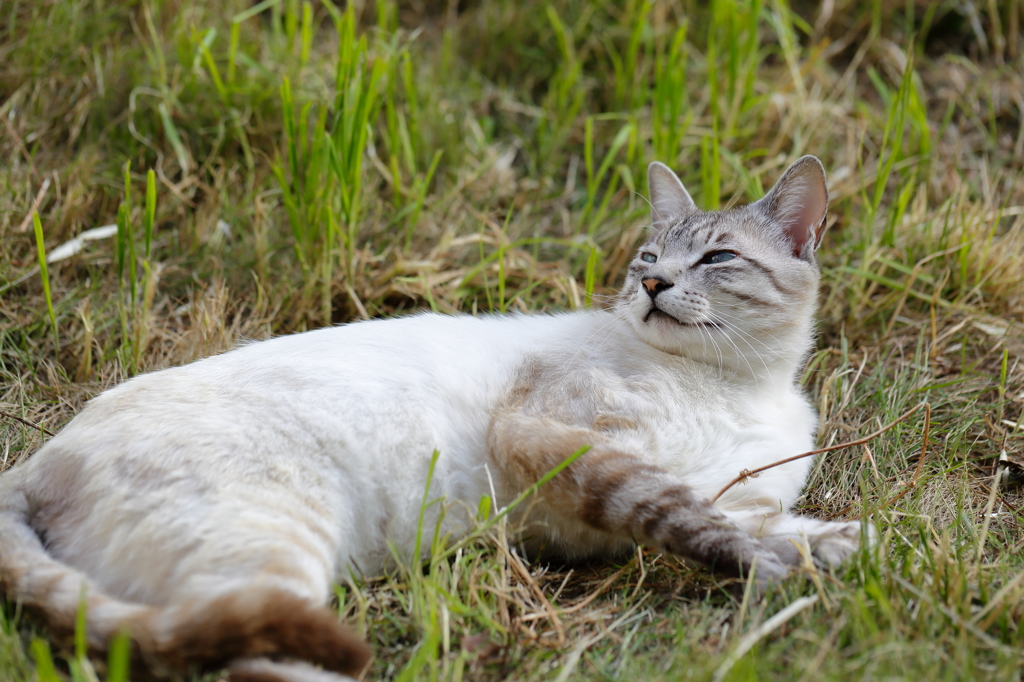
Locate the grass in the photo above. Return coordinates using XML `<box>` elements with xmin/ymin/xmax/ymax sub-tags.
<box><xmin>2</xmin><ymin>0</ymin><xmax>1024</xmax><ymax>679</ymax></box>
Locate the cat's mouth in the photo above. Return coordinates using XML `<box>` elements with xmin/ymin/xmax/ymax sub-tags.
<box><xmin>644</xmin><ymin>306</ymin><xmax>718</xmax><ymax>329</ymax></box>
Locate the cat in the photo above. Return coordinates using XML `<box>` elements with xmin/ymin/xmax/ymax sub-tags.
<box><xmin>0</xmin><ymin>156</ymin><xmax>863</xmax><ymax>682</ymax></box>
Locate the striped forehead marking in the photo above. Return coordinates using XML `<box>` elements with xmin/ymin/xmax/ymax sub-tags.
<box><xmin>664</xmin><ymin>214</ymin><xmax>726</xmax><ymax>250</ymax></box>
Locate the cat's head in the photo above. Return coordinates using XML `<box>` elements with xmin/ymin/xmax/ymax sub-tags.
<box><xmin>619</xmin><ymin>156</ymin><xmax>828</xmax><ymax>376</ymax></box>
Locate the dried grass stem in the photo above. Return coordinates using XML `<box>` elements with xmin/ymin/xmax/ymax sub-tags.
<box><xmin>712</xmin><ymin>403</ymin><xmax>931</xmax><ymax>503</ymax></box>
<box><xmin>0</xmin><ymin>411</ymin><xmax>56</xmax><ymax>437</ymax></box>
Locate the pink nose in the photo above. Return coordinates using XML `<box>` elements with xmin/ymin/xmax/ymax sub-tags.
<box><xmin>642</xmin><ymin>278</ymin><xmax>672</xmax><ymax>298</ymax></box>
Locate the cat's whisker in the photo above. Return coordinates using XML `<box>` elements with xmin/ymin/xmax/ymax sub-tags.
<box><xmin>705</xmin><ymin>312</ymin><xmax>778</xmax><ymax>392</ymax></box>
<box><xmin>706</xmin><ymin>310</ymin><xmax>784</xmax><ymax>358</ymax></box>
<box><xmin>706</xmin><ymin>327</ymin><xmax>728</xmax><ymax>372</ymax></box>
<box><xmin>704</xmin><ymin>304</ymin><xmax>788</xmax><ymax>348</ymax></box>
<box><xmin>709</xmin><ymin>305</ymin><xmax>794</xmax><ymax>358</ymax></box>
<box><xmin>707</xmin><ymin>309</ymin><xmax>790</xmax><ymax>362</ymax></box>
<box><xmin>698</xmin><ymin>312</ymin><xmax>767</xmax><ymax>388</ymax></box>
<box><xmin>709</xmin><ymin>317</ymin><xmax>797</xmax><ymax>377</ymax></box>
<box><xmin>693</xmin><ymin>314</ymin><xmax>726</xmax><ymax>369</ymax></box>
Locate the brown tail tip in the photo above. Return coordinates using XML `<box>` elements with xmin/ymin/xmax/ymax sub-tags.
<box><xmin>155</xmin><ymin>588</ymin><xmax>372</xmax><ymax>677</ymax></box>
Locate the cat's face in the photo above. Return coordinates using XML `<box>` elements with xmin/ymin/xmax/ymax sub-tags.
<box><xmin>619</xmin><ymin>157</ymin><xmax>828</xmax><ymax>375</ymax></box>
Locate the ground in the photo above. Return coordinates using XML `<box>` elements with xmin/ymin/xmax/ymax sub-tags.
<box><xmin>1</xmin><ymin>1</ymin><xmax>1023</xmax><ymax>680</ymax></box>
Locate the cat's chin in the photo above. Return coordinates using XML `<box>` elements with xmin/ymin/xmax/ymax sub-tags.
<box><xmin>643</xmin><ymin>308</ymin><xmax>718</xmax><ymax>330</ymax></box>
<box><xmin>625</xmin><ymin>312</ymin><xmax>716</xmax><ymax>356</ymax></box>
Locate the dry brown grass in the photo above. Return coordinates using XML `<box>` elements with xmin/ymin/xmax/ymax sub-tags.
<box><xmin>2</xmin><ymin>1</ymin><xmax>1024</xmax><ymax>680</ymax></box>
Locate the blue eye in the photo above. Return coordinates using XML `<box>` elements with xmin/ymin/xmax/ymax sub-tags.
<box><xmin>641</xmin><ymin>252</ymin><xmax>657</xmax><ymax>263</ymax></box>
<box><xmin>702</xmin><ymin>251</ymin><xmax>736</xmax><ymax>264</ymax></box>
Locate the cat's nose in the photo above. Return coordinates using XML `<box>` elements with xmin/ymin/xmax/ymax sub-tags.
<box><xmin>642</xmin><ymin>277</ymin><xmax>673</xmax><ymax>299</ymax></box>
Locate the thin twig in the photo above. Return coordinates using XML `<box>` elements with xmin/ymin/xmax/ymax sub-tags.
<box><xmin>911</xmin><ymin>402</ymin><xmax>931</xmax><ymax>485</ymax></box>
<box><xmin>2</xmin><ymin>114</ymin><xmax>41</xmax><ymax>181</ymax></box>
<box><xmin>825</xmin><ymin>406</ymin><xmax>935</xmax><ymax>518</ymax></box>
<box><xmin>16</xmin><ymin>177</ymin><xmax>51</xmax><ymax>233</ymax></box>
<box><xmin>712</xmin><ymin>403</ymin><xmax>929</xmax><ymax>503</ymax></box>
<box><xmin>0</xmin><ymin>411</ymin><xmax>55</xmax><ymax>437</ymax></box>
<box><xmin>877</xmin><ymin>403</ymin><xmax>934</xmax><ymax>509</ymax></box>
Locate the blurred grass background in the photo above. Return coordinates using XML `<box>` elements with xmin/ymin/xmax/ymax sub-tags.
<box><xmin>1</xmin><ymin>0</ymin><xmax>1024</xmax><ymax>680</ymax></box>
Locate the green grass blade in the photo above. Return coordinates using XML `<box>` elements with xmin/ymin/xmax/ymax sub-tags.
<box><xmin>404</xmin><ymin>149</ymin><xmax>443</xmax><ymax>250</ymax></box>
<box><xmin>74</xmin><ymin>589</ymin><xmax>87</xmax><ymax>660</ymax></box>
<box><xmin>32</xmin><ymin>212</ymin><xmax>58</xmax><ymax>351</ymax></box>
<box><xmin>300</xmin><ymin>1</ymin><xmax>313</xmax><ymax>66</ymax></box>
<box><xmin>30</xmin><ymin>639</ymin><xmax>60</xmax><ymax>682</ymax></box>
<box><xmin>157</xmin><ymin>103</ymin><xmax>190</xmax><ymax>177</ymax></box>
<box><xmin>143</xmin><ymin>169</ymin><xmax>156</xmax><ymax>261</ymax></box>
<box><xmin>437</xmin><ymin>445</ymin><xmax>590</xmax><ymax>562</ymax></box>
<box><xmin>106</xmin><ymin>630</ymin><xmax>132</xmax><ymax>682</ymax></box>
<box><xmin>200</xmin><ymin>40</ymin><xmax>228</xmax><ymax>105</ymax></box>
<box><xmin>584</xmin><ymin>244</ymin><xmax>599</xmax><ymax>308</ymax></box>
<box><xmin>232</xmin><ymin>0</ymin><xmax>283</xmax><ymax>24</ymax></box>
<box><xmin>413</xmin><ymin>449</ymin><xmax>442</xmax><ymax>563</ymax></box>
<box><xmin>123</xmin><ymin>162</ymin><xmax>137</xmax><ymax>304</ymax></box>
<box><xmin>227</xmin><ymin>21</ymin><xmax>239</xmax><ymax>85</ymax></box>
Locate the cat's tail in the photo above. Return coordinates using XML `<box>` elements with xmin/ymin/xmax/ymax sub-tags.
<box><xmin>0</xmin><ymin>477</ymin><xmax>371</xmax><ymax>682</ymax></box>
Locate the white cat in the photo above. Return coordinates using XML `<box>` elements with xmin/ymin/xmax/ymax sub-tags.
<box><xmin>0</xmin><ymin>156</ymin><xmax>862</xmax><ymax>682</ymax></box>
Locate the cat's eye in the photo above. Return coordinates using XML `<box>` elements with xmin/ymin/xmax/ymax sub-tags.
<box><xmin>640</xmin><ymin>252</ymin><xmax>657</xmax><ymax>263</ymax></box>
<box><xmin>701</xmin><ymin>250</ymin><xmax>737</xmax><ymax>265</ymax></box>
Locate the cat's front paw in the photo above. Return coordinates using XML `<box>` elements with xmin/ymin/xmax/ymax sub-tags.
<box><xmin>748</xmin><ymin>545</ymin><xmax>790</xmax><ymax>583</ymax></box>
<box><xmin>720</xmin><ymin>536</ymin><xmax>791</xmax><ymax>584</ymax></box>
<box><xmin>807</xmin><ymin>520</ymin><xmax>862</xmax><ymax>567</ymax></box>
<box><xmin>755</xmin><ymin>520</ymin><xmax>868</xmax><ymax>569</ymax></box>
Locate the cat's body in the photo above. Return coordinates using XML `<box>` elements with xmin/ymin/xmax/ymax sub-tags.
<box><xmin>0</xmin><ymin>157</ymin><xmax>862</xmax><ymax>682</ymax></box>
<box><xmin>15</xmin><ymin>311</ymin><xmax>815</xmax><ymax>594</ymax></box>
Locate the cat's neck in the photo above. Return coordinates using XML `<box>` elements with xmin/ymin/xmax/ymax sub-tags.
<box><xmin>718</xmin><ymin>320</ymin><xmax>813</xmax><ymax>390</ymax></box>
<box><xmin>611</xmin><ymin>307</ymin><xmax>814</xmax><ymax>390</ymax></box>
<box><xmin>724</xmin><ymin>331</ymin><xmax>811</xmax><ymax>390</ymax></box>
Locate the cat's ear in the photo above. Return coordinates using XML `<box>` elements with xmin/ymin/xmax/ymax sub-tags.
<box><xmin>753</xmin><ymin>155</ymin><xmax>828</xmax><ymax>260</ymax></box>
<box><xmin>648</xmin><ymin>162</ymin><xmax>698</xmax><ymax>232</ymax></box>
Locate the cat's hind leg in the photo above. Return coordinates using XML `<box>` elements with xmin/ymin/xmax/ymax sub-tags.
<box><xmin>489</xmin><ymin>410</ymin><xmax>792</xmax><ymax>582</ymax></box>
<box><xmin>0</xmin><ymin>475</ymin><xmax>370</xmax><ymax>681</ymax></box>
<box><xmin>136</xmin><ymin>523</ymin><xmax>370</xmax><ymax>681</ymax></box>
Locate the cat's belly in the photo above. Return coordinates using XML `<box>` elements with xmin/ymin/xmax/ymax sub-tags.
<box><xmin>22</xmin><ymin>312</ymin><xmax>616</xmax><ymax>593</ymax></box>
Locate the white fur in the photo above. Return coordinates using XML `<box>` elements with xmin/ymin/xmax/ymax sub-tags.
<box><xmin>9</xmin><ymin>307</ymin><xmax>822</xmax><ymax>606</ymax></box>
<box><xmin>230</xmin><ymin>658</ymin><xmax>359</xmax><ymax>682</ymax></box>
<box><xmin>0</xmin><ymin>157</ymin><xmax>859</xmax><ymax>676</ymax></box>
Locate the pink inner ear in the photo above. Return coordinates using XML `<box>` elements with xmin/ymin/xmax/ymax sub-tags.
<box><xmin>648</xmin><ymin>162</ymin><xmax>697</xmax><ymax>229</ymax></box>
<box><xmin>774</xmin><ymin>175</ymin><xmax>827</xmax><ymax>257</ymax></box>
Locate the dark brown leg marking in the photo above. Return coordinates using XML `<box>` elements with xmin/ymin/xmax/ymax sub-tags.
<box><xmin>490</xmin><ymin>411</ymin><xmax>788</xmax><ymax>580</ymax></box>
